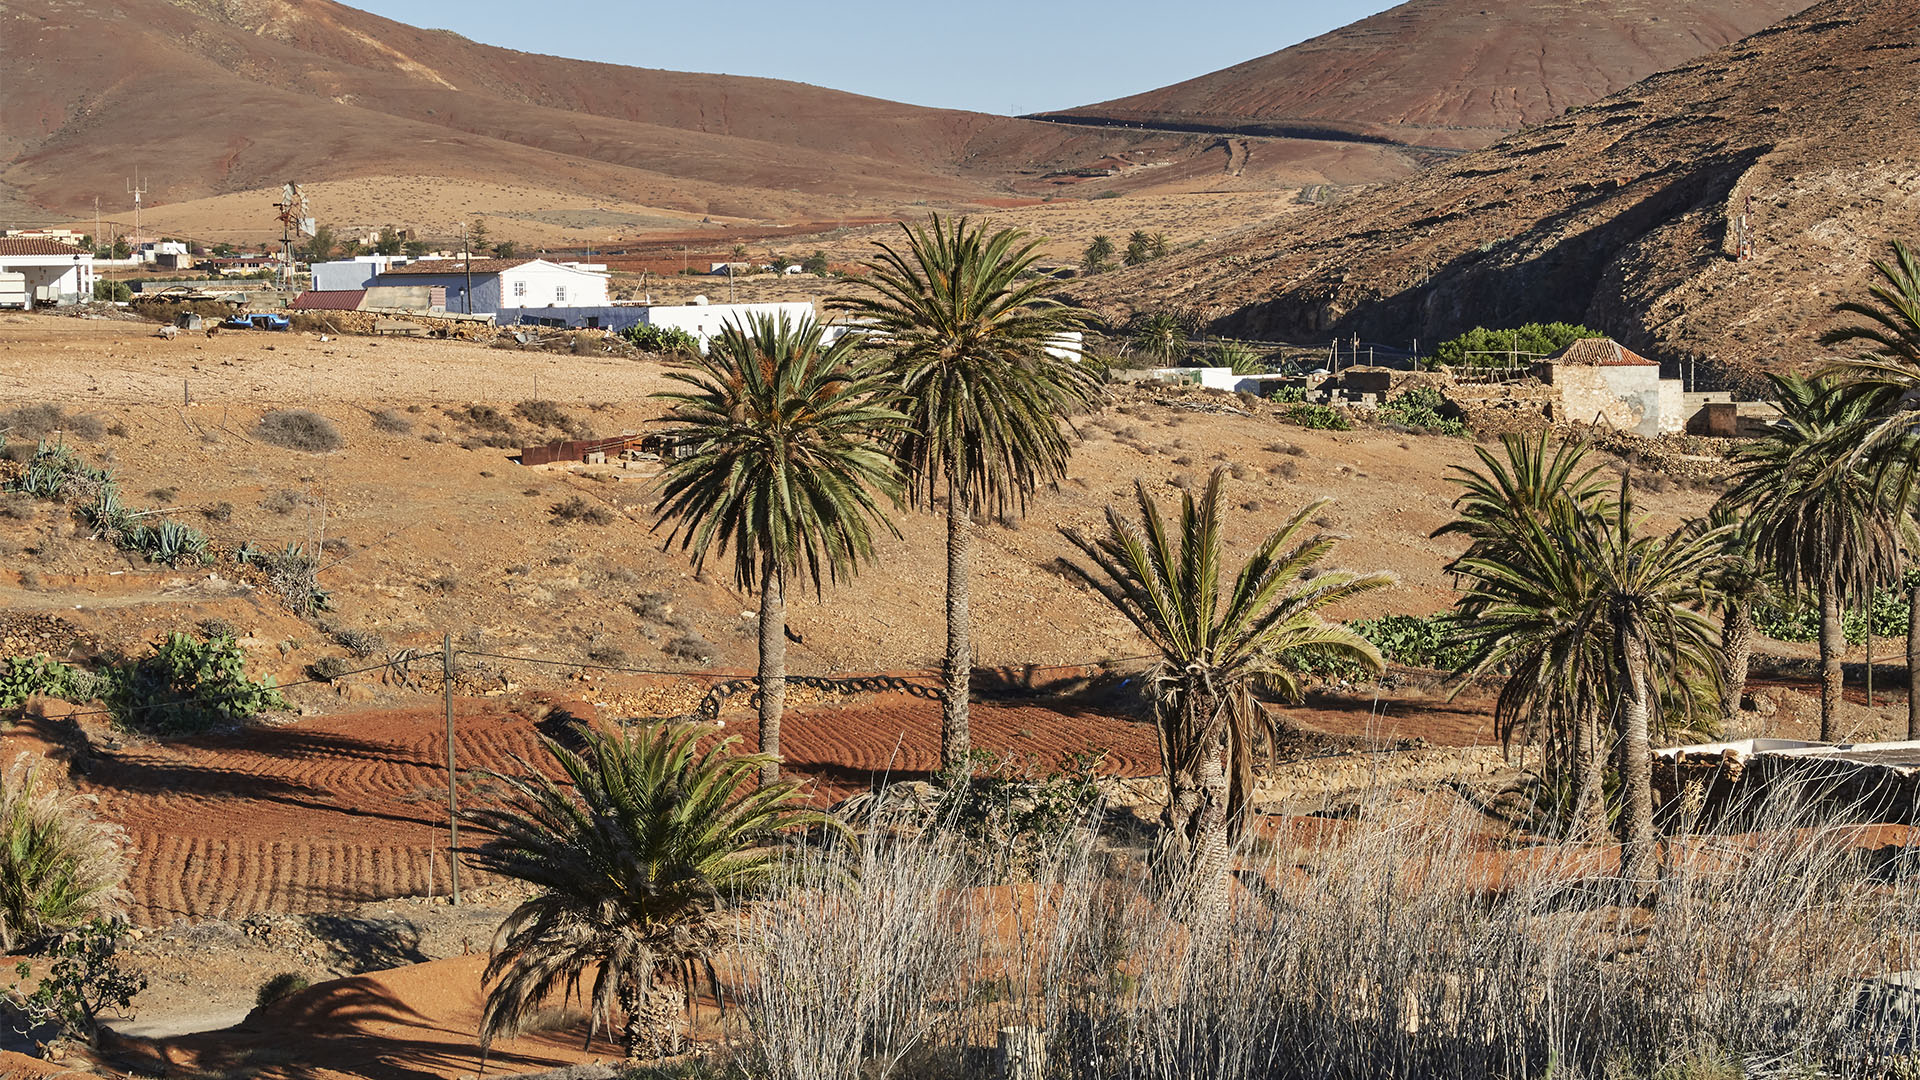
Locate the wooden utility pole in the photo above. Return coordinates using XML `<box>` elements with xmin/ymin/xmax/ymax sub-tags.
<box><xmin>443</xmin><ymin>632</ymin><xmax>461</xmax><ymax>905</ymax></box>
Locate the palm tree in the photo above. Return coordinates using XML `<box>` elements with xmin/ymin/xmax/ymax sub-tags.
<box><xmin>652</xmin><ymin>314</ymin><xmax>905</xmax><ymax>783</ymax></box>
<box><xmin>1724</xmin><ymin>375</ymin><xmax>1902</xmax><ymax>740</ymax></box>
<box><xmin>1128</xmin><ymin>311</ymin><xmax>1190</xmax><ymax>365</ymax></box>
<box><xmin>1818</xmin><ymin>238</ymin><xmax>1920</xmax><ymax>460</ymax></box>
<box><xmin>1061</xmin><ymin>468</ymin><xmax>1391</xmax><ymax>907</ymax></box>
<box><xmin>1437</xmin><ymin>433</ymin><xmax>1616</xmax><ymax>836</ymax></box>
<box><xmin>1692</xmin><ymin>503</ymin><xmax>1775</xmax><ymax>726</ymax></box>
<box><xmin>833</xmin><ymin>214</ymin><xmax>1097</xmax><ymax>773</ymax></box>
<box><xmin>1572</xmin><ymin>484</ymin><xmax>1725</xmax><ymax>890</ymax></box>
<box><xmin>467</xmin><ymin>721</ymin><xmax>835</xmax><ymax>1061</ymax></box>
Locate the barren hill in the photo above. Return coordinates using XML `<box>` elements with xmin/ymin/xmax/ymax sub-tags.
<box><xmin>2</xmin><ymin>0</ymin><xmax>1304</xmax><ymax>230</ymax></box>
<box><xmin>1037</xmin><ymin>0</ymin><xmax>1813</xmax><ymax>150</ymax></box>
<box><xmin>1070</xmin><ymin>0</ymin><xmax>1920</xmax><ymax>380</ymax></box>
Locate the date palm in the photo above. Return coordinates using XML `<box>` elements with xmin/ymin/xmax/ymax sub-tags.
<box><xmin>653</xmin><ymin>313</ymin><xmax>905</xmax><ymax>783</ymax></box>
<box><xmin>1061</xmin><ymin>468</ymin><xmax>1391</xmax><ymax>909</ymax></box>
<box><xmin>1571</xmin><ymin>484</ymin><xmax>1725</xmax><ymax>891</ymax></box>
<box><xmin>1691</xmin><ymin>503</ymin><xmax>1775</xmax><ymax>725</ymax></box>
<box><xmin>1724</xmin><ymin>375</ymin><xmax>1901</xmax><ymax>740</ymax></box>
<box><xmin>467</xmin><ymin>721</ymin><xmax>834</xmax><ymax>1062</ymax></box>
<box><xmin>834</xmin><ymin>214</ymin><xmax>1097</xmax><ymax>772</ymax></box>
<box><xmin>1438</xmin><ymin>433</ymin><xmax>1616</xmax><ymax>836</ymax></box>
<box><xmin>1818</xmin><ymin>239</ymin><xmax>1920</xmax><ymax>460</ymax></box>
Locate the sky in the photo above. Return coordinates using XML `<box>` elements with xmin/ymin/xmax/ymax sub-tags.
<box><xmin>350</xmin><ymin>1</ymin><xmax>1404</xmax><ymax>116</ymax></box>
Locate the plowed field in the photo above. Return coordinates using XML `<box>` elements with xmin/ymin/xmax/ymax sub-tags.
<box><xmin>76</xmin><ymin>692</ymin><xmax>1164</xmax><ymax>927</ymax></box>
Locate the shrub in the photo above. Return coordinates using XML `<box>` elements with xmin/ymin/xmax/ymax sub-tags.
<box><xmin>370</xmin><ymin>409</ymin><xmax>413</xmax><ymax>435</ymax></box>
<box><xmin>1348</xmin><ymin>613</ymin><xmax>1471</xmax><ymax>671</ymax></box>
<box><xmin>101</xmin><ymin>631</ymin><xmax>288</xmax><ymax>735</ymax></box>
<box><xmin>0</xmin><ymin>655</ymin><xmax>99</xmax><ymax>708</ymax></box>
<box><xmin>551</xmin><ymin>495</ymin><xmax>614</xmax><ymax>526</ymax></box>
<box><xmin>201</xmin><ymin>501</ymin><xmax>233</xmax><ymax>524</ymax></box>
<box><xmin>663</xmin><ymin>632</ymin><xmax>715</xmax><ymax>663</ymax></box>
<box><xmin>513</xmin><ymin>400</ymin><xmax>592</xmax><ymax>439</ymax></box>
<box><xmin>4</xmin><ymin>917</ymin><xmax>145</xmax><ymax>1047</ymax></box>
<box><xmin>0</xmin><ymin>756</ymin><xmax>129</xmax><ymax>950</ymax></box>
<box><xmin>259</xmin><ymin>489</ymin><xmax>306</xmax><ymax>515</ymax></box>
<box><xmin>6</xmin><ymin>441</ymin><xmax>112</xmax><ymax>502</ymax></box>
<box><xmin>255</xmin><ymin>410</ymin><xmax>344</xmax><ymax>453</ymax></box>
<box><xmin>1377</xmin><ymin>386</ymin><xmax>1469</xmax><ymax>437</ymax></box>
<box><xmin>622</xmin><ymin>323</ymin><xmax>701</xmax><ymax>356</ymax></box>
<box><xmin>1432</xmin><ymin>322</ymin><xmax>1604</xmax><ymax>368</ymax></box>
<box><xmin>327</xmin><ymin>627</ymin><xmax>383</xmax><ymax>658</ymax></box>
<box><xmin>255</xmin><ymin>971</ymin><xmax>310</xmax><ymax>1008</ymax></box>
<box><xmin>1283</xmin><ymin>403</ymin><xmax>1351</xmax><ymax>431</ymax></box>
<box><xmin>0</xmin><ymin>404</ymin><xmax>104</xmax><ymax>442</ymax></box>
<box><xmin>306</xmin><ymin>656</ymin><xmax>353</xmax><ymax>682</ymax></box>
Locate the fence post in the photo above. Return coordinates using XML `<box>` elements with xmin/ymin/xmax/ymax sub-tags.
<box><xmin>444</xmin><ymin>631</ymin><xmax>461</xmax><ymax>905</ymax></box>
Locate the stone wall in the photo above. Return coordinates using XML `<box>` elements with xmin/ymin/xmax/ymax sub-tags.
<box><xmin>286</xmin><ymin>308</ymin><xmax>497</xmax><ymax>341</ymax></box>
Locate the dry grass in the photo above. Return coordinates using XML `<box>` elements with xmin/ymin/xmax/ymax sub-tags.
<box><xmin>0</xmin><ymin>753</ymin><xmax>131</xmax><ymax>951</ymax></box>
<box><xmin>727</xmin><ymin>787</ymin><xmax>1920</xmax><ymax>1079</ymax></box>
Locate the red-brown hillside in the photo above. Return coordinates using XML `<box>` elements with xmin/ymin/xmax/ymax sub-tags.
<box><xmin>0</xmin><ymin>0</ymin><xmax>1253</xmax><ymax>221</ymax></box>
<box><xmin>1037</xmin><ymin>0</ymin><xmax>1812</xmax><ymax>150</ymax></box>
<box><xmin>1069</xmin><ymin>0</ymin><xmax>1920</xmax><ymax>381</ymax></box>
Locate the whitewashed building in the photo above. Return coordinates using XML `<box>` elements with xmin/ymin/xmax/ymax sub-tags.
<box><xmin>0</xmin><ymin>238</ymin><xmax>95</xmax><ymax>308</ymax></box>
<box><xmin>371</xmin><ymin>258</ymin><xmax>609</xmax><ymax>315</ymax></box>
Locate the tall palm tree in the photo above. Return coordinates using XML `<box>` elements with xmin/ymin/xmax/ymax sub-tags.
<box><xmin>834</xmin><ymin>214</ymin><xmax>1098</xmax><ymax>773</ymax></box>
<box><xmin>653</xmin><ymin>314</ymin><xmax>905</xmax><ymax>783</ymax></box>
<box><xmin>467</xmin><ymin>721</ymin><xmax>834</xmax><ymax>1061</ymax></box>
<box><xmin>1724</xmin><ymin>375</ymin><xmax>1902</xmax><ymax>740</ymax></box>
<box><xmin>1438</xmin><ymin>433</ymin><xmax>1616</xmax><ymax>836</ymax></box>
<box><xmin>1061</xmin><ymin>468</ymin><xmax>1391</xmax><ymax>907</ymax></box>
<box><xmin>1571</xmin><ymin>484</ymin><xmax>1725</xmax><ymax>891</ymax></box>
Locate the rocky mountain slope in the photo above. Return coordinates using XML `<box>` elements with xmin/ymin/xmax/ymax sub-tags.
<box><xmin>1036</xmin><ymin>0</ymin><xmax>1812</xmax><ymax>150</ymax></box>
<box><xmin>1069</xmin><ymin>0</ymin><xmax>1920</xmax><ymax>379</ymax></box>
<box><xmin>1</xmin><ymin>0</ymin><xmax>1266</xmax><ymax>223</ymax></box>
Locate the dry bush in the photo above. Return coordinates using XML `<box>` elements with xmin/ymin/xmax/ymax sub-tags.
<box><xmin>370</xmin><ymin>409</ymin><xmax>414</xmax><ymax>435</ymax></box>
<box><xmin>551</xmin><ymin>496</ymin><xmax>614</xmax><ymax>526</ymax></box>
<box><xmin>663</xmin><ymin>632</ymin><xmax>714</xmax><ymax>663</ymax></box>
<box><xmin>0</xmin><ymin>753</ymin><xmax>130</xmax><ymax>950</ymax></box>
<box><xmin>725</xmin><ymin>787</ymin><xmax>1920</xmax><ymax>1080</ymax></box>
<box><xmin>0</xmin><ymin>403</ymin><xmax>104</xmax><ymax>441</ymax></box>
<box><xmin>256</xmin><ymin>410</ymin><xmax>344</xmax><ymax>453</ymax></box>
<box><xmin>513</xmin><ymin>400</ymin><xmax>593</xmax><ymax>440</ymax></box>
<box><xmin>259</xmin><ymin>489</ymin><xmax>306</xmax><ymax>516</ymax></box>
<box><xmin>1270</xmin><ymin>461</ymin><xmax>1299</xmax><ymax>480</ymax></box>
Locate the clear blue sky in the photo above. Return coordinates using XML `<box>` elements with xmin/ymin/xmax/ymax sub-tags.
<box><xmin>351</xmin><ymin>1</ymin><xmax>1402</xmax><ymax>116</ymax></box>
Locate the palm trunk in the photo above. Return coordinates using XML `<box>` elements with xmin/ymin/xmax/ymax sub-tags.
<box><xmin>1157</xmin><ymin>689</ymin><xmax>1230</xmax><ymax>920</ymax></box>
<box><xmin>941</xmin><ymin>473</ymin><xmax>972</xmax><ymax>774</ymax></box>
<box><xmin>757</xmin><ymin>555</ymin><xmax>786</xmax><ymax>787</ymax></box>
<box><xmin>1616</xmin><ymin>630</ymin><xmax>1658</xmax><ymax>898</ymax></box>
<box><xmin>1909</xmin><ymin>583</ymin><xmax>1920</xmax><ymax>741</ymax></box>
<box><xmin>1719</xmin><ymin>597</ymin><xmax>1755</xmax><ymax>726</ymax></box>
<box><xmin>1572</xmin><ymin>706</ymin><xmax>1607</xmax><ymax>841</ymax></box>
<box><xmin>1819</xmin><ymin>578</ymin><xmax>1844</xmax><ymax>742</ymax></box>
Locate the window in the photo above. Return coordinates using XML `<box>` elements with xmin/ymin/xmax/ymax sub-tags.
<box><xmin>555</xmin><ymin>284</ymin><xmax>567</xmax><ymax>303</ymax></box>
<box><xmin>512</xmin><ymin>280</ymin><xmax>526</xmax><ymax>298</ymax></box>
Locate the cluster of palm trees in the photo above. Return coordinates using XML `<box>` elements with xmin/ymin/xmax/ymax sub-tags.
<box><xmin>1437</xmin><ymin>239</ymin><xmax>1920</xmax><ymax>894</ymax></box>
<box><xmin>474</xmin><ymin>215</ymin><xmax>1385</xmax><ymax>1054</ymax></box>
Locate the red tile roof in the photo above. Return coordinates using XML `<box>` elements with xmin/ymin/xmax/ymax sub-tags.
<box><xmin>0</xmin><ymin>238</ymin><xmax>90</xmax><ymax>257</ymax></box>
<box><xmin>288</xmin><ymin>289</ymin><xmax>367</xmax><ymax>311</ymax></box>
<box><xmin>1548</xmin><ymin>337</ymin><xmax>1656</xmax><ymax>367</ymax></box>
<box><xmin>376</xmin><ymin>258</ymin><xmax>535</xmax><ymax>276</ymax></box>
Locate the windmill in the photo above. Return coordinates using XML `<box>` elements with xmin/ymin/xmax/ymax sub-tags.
<box><xmin>274</xmin><ymin>182</ymin><xmax>314</xmax><ymax>290</ymax></box>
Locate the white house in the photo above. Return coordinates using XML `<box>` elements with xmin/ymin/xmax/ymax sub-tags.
<box><xmin>311</xmin><ymin>255</ymin><xmax>407</xmax><ymax>292</ymax></box>
<box><xmin>626</xmin><ymin>299</ymin><xmax>818</xmax><ymax>352</ymax></box>
<box><xmin>372</xmin><ymin>257</ymin><xmax>608</xmax><ymax>315</ymax></box>
<box><xmin>0</xmin><ymin>238</ymin><xmax>95</xmax><ymax>308</ymax></box>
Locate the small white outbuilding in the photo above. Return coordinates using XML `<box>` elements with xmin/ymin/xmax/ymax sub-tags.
<box><xmin>0</xmin><ymin>238</ymin><xmax>96</xmax><ymax>308</ymax></box>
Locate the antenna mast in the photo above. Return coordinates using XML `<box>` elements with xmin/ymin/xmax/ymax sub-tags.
<box><xmin>126</xmin><ymin>174</ymin><xmax>148</xmax><ymax>241</ymax></box>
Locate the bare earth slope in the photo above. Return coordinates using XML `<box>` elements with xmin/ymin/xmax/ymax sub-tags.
<box><xmin>1036</xmin><ymin>0</ymin><xmax>1812</xmax><ymax>150</ymax></box>
<box><xmin>1071</xmin><ymin>0</ymin><xmax>1920</xmax><ymax>379</ymax></box>
<box><xmin>0</xmin><ymin>0</ymin><xmax>1254</xmax><ymax>221</ymax></box>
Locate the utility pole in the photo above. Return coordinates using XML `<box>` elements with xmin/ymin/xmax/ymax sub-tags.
<box><xmin>126</xmin><ymin>174</ymin><xmax>147</xmax><ymax>242</ymax></box>
<box><xmin>93</xmin><ymin>197</ymin><xmax>100</xmax><ymax>252</ymax></box>
<box><xmin>442</xmin><ymin>632</ymin><xmax>462</xmax><ymax>905</ymax></box>
<box><xmin>463</xmin><ymin>222</ymin><xmax>473</xmax><ymax>315</ymax></box>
